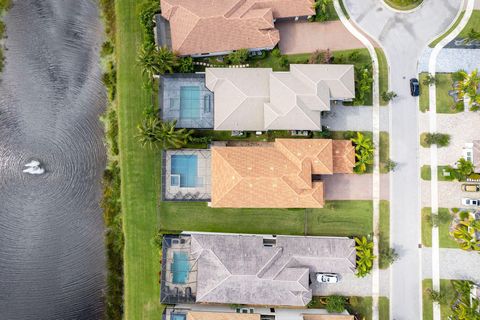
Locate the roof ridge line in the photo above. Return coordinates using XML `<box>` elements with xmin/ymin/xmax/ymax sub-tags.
<box><xmin>211</xmin><ymin>149</ymin><xmax>243</xmax><ymax>205</ymax></box>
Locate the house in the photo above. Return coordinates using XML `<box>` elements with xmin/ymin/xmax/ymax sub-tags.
<box><xmin>205</xmin><ymin>65</ymin><xmax>355</xmax><ymax>131</ymax></box>
<box><xmin>163</xmin><ymin>304</ymin><xmax>355</xmax><ymax>320</ymax></box>
<box><xmin>160</xmin><ymin>233</ymin><xmax>357</xmax><ymax>307</ymax></box>
<box><xmin>211</xmin><ymin>138</ymin><xmax>355</xmax><ymax>208</ymax></box>
<box><xmin>158</xmin><ymin>0</ymin><xmax>315</xmax><ymax>57</ymax></box>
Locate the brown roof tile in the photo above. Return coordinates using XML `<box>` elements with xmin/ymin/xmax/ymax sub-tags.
<box><xmin>161</xmin><ymin>0</ymin><xmax>314</xmax><ymax>56</ymax></box>
<box><xmin>211</xmin><ymin>139</ymin><xmax>353</xmax><ymax>208</ymax></box>
<box><xmin>332</xmin><ymin>140</ymin><xmax>355</xmax><ymax>173</ymax></box>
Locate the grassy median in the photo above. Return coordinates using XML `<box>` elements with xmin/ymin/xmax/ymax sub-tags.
<box><xmin>116</xmin><ymin>0</ymin><xmax>163</xmax><ymax>318</ymax></box>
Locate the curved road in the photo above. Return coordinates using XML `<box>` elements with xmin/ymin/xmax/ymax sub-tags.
<box><xmin>0</xmin><ymin>1</ymin><xmax>106</xmax><ymax>319</ymax></box>
<box><xmin>343</xmin><ymin>0</ymin><xmax>462</xmax><ymax>319</ymax></box>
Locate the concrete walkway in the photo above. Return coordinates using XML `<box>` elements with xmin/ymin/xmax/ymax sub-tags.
<box><xmin>277</xmin><ymin>20</ymin><xmax>365</xmax><ymax>54</ymax></box>
<box><xmin>333</xmin><ymin>2</ymin><xmax>382</xmax><ymax>319</ymax></box>
<box><xmin>427</xmin><ymin>1</ymin><xmax>474</xmax><ymax>319</ymax></box>
<box><xmin>343</xmin><ymin>0</ymin><xmax>462</xmax><ymax>319</ymax></box>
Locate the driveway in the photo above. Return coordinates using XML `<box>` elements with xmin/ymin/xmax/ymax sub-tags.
<box><xmin>421</xmin><ymin>181</ymin><xmax>480</xmax><ymax>209</ymax></box>
<box><xmin>277</xmin><ymin>21</ymin><xmax>364</xmax><ymax>54</ymax></box>
<box><xmin>322</xmin><ymin>104</ymin><xmax>390</xmax><ymax>132</ymax></box>
<box><xmin>323</xmin><ymin>174</ymin><xmax>389</xmax><ymax>201</ymax></box>
<box><xmin>423</xmin><ymin>248</ymin><xmax>480</xmax><ymax>283</ymax></box>
<box><xmin>343</xmin><ymin>0</ymin><xmax>462</xmax><ymax>318</ymax></box>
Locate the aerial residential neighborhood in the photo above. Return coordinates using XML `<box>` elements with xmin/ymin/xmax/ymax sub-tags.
<box><xmin>1</xmin><ymin>0</ymin><xmax>480</xmax><ymax>320</ymax></box>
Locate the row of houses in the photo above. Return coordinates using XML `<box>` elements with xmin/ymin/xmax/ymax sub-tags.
<box><xmin>154</xmin><ymin>1</ymin><xmax>360</xmax><ymax>317</ymax></box>
<box><xmin>161</xmin><ymin>232</ymin><xmax>356</xmax><ymax>320</ymax></box>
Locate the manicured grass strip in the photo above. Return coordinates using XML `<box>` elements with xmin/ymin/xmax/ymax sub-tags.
<box><xmin>420</xmin><ymin>165</ymin><xmax>455</xmax><ymax>181</ymax></box>
<box><xmin>348</xmin><ymin>296</ymin><xmax>373</xmax><ymax>320</ymax></box>
<box><xmin>440</xmin><ymin>279</ymin><xmax>458</xmax><ymax>319</ymax></box>
<box><xmin>436</xmin><ymin>73</ymin><xmax>463</xmax><ymax>114</ymax></box>
<box><xmin>379</xmin><ymin>201</ymin><xmax>390</xmax><ymax>269</ymax></box>
<box><xmin>376</xmin><ymin>48</ymin><xmax>389</xmax><ymax>106</ymax></box>
<box><xmin>379</xmin><ymin>297</ymin><xmax>390</xmax><ymax>320</ymax></box>
<box><xmin>380</xmin><ymin>131</ymin><xmax>389</xmax><ymax>174</ymax></box>
<box><xmin>422</xmin><ymin>208</ymin><xmax>433</xmax><ymax>247</ymax></box>
<box><xmin>421</xmin><ymin>207</ymin><xmax>456</xmax><ymax>248</ymax></box>
<box><xmin>116</xmin><ymin>0</ymin><xmax>163</xmax><ymax>318</ymax></box>
<box><xmin>458</xmin><ymin>10</ymin><xmax>480</xmax><ymax>39</ymax></box>
<box><xmin>429</xmin><ymin>11</ymin><xmax>465</xmax><ymax>47</ymax></box>
<box><xmin>419</xmin><ymin>72</ymin><xmax>429</xmax><ymax>112</ymax></box>
<box><xmin>422</xmin><ymin>279</ymin><xmax>434</xmax><ymax>320</ymax></box>
<box><xmin>338</xmin><ymin>0</ymin><xmax>350</xmax><ymax>19</ymax></box>
<box><xmin>383</xmin><ymin>0</ymin><xmax>423</xmax><ymax>11</ymax></box>
<box><xmin>160</xmin><ymin>201</ymin><xmax>373</xmax><ymax>237</ymax></box>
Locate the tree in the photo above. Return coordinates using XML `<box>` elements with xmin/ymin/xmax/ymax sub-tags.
<box><xmin>325</xmin><ymin>295</ymin><xmax>347</xmax><ymax>313</ymax></box>
<box><xmin>313</xmin><ymin>0</ymin><xmax>333</xmax><ymax>22</ymax></box>
<box><xmin>355</xmin><ymin>236</ymin><xmax>376</xmax><ymax>277</ymax></box>
<box><xmin>385</xmin><ymin>159</ymin><xmax>398</xmax><ymax>172</ymax></box>
<box><xmin>455</xmin><ymin>69</ymin><xmax>480</xmax><ymax>105</ymax></box>
<box><xmin>465</xmin><ymin>28</ymin><xmax>480</xmax><ymax>44</ymax></box>
<box><xmin>227</xmin><ymin>48</ymin><xmax>249</xmax><ymax>65</ymax></box>
<box><xmin>424</xmin><ymin>133</ymin><xmax>451</xmax><ymax>147</ymax></box>
<box><xmin>309</xmin><ymin>50</ymin><xmax>324</xmax><ymax>64</ymax></box>
<box><xmin>156</xmin><ymin>46</ymin><xmax>177</xmax><ymax>74</ymax></box>
<box><xmin>451</xmin><ymin>218</ymin><xmax>480</xmax><ymax>251</ymax></box>
<box><xmin>379</xmin><ymin>247</ymin><xmax>399</xmax><ymax>266</ymax></box>
<box><xmin>351</xmin><ymin>132</ymin><xmax>373</xmax><ymax>152</ymax></box>
<box><xmin>426</xmin><ymin>288</ymin><xmax>447</xmax><ymax>305</ymax></box>
<box><xmin>422</xmin><ymin>73</ymin><xmax>437</xmax><ymax>86</ymax></box>
<box><xmin>456</xmin><ymin>158</ymin><xmax>474</xmax><ymax>177</ymax></box>
<box><xmin>137</xmin><ymin>118</ymin><xmax>193</xmax><ymax>149</ymax></box>
<box><xmin>137</xmin><ymin>43</ymin><xmax>161</xmax><ymax>79</ymax></box>
<box><xmin>354</xmin><ymin>149</ymin><xmax>373</xmax><ymax>174</ymax></box>
<box><xmin>381</xmin><ymin>91</ymin><xmax>398</xmax><ymax>102</ymax></box>
<box><xmin>355</xmin><ymin>67</ymin><xmax>373</xmax><ymax>105</ymax></box>
<box><xmin>177</xmin><ymin>57</ymin><xmax>194</xmax><ymax>73</ymax></box>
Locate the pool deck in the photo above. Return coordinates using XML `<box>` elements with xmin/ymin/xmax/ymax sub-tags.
<box><xmin>160</xmin><ymin>74</ymin><xmax>214</xmax><ymax>129</ymax></box>
<box><xmin>162</xmin><ymin>150</ymin><xmax>211</xmax><ymax>201</ymax></box>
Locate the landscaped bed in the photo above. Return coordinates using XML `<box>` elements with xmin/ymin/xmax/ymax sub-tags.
<box><xmin>383</xmin><ymin>0</ymin><xmax>423</xmax><ymax>11</ymax></box>
<box><xmin>436</xmin><ymin>73</ymin><xmax>463</xmax><ymax>114</ymax></box>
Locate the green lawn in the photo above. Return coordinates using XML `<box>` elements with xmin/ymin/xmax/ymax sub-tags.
<box><xmin>430</xmin><ymin>11</ymin><xmax>466</xmax><ymax>47</ymax></box>
<box><xmin>379</xmin><ymin>200</ymin><xmax>391</xmax><ymax>269</ymax></box>
<box><xmin>436</xmin><ymin>73</ymin><xmax>462</xmax><ymax>114</ymax></box>
<box><xmin>420</xmin><ymin>165</ymin><xmax>455</xmax><ymax>181</ymax></box>
<box><xmin>160</xmin><ymin>200</ymin><xmax>373</xmax><ymax>237</ymax></box>
<box><xmin>380</xmin><ymin>131</ymin><xmax>389</xmax><ymax>174</ymax></box>
<box><xmin>376</xmin><ymin>48</ymin><xmax>389</xmax><ymax>106</ymax></box>
<box><xmin>312</xmin><ymin>1</ymin><xmax>339</xmax><ymax>22</ymax></box>
<box><xmin>421</xmin><ymin>208</ymin><xmax>456</xmax><ymax>248</ymax></box>
<box><xmin>423</xmin><ymin>279</ymin><xmax>434</xmax><ymax>320</ymax></box>
<box><xmin>419</xmin><ymin>72</ymin><xmax>429</xmax><ymax>112</ymax></box>
<box><xmin>116</xmin><ymin>0</ymin><xmax>163</xmax><ymax>318</ymax></box>
<box><xmin>383</xmin><ymin>0</ymin><xmax>423</xmax><ymax>10</ymax></box>
<box><xmin>348</xmin><ymin>297</ymin><xmax>373</xmax><ymax>320</ymax></box>
<box><xmin>379</xmin><ymin>297</ymin><xmax>390</xmax><ymax>320</ymax></box>
<box><xmin>458</xmin><ymin>10</ymin><xmax>480</xmax><ymax>39</ymax></box>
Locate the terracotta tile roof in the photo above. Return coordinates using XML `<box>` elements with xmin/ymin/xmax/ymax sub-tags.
<box><xmin>188</xmin><ymin>312</ymin><xmax>260</xmax><ymax>320</ymax></box>
<box><xmin>332</xmin><ymin>140</ymin><xmax>355</xmax><ymax>173</ymax></box>
<box><xmin>161</xmin><ymin>0</ymin><xmax>314</xmax><ymax>56</ymax></box>
<box><xmin>211</xmin><ymin>139</ymin><xmax>354</xmax><ymax>208</ymax></box>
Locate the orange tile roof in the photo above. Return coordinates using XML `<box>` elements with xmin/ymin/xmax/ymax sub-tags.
<box><xmin>211</xmin><ymin>139</ymin><xmax>354</xmax><ymax>208</ymax></box>
<box><xmin>161</xmin><ymin>0</ymin><xmax>315</xmax><ymax>56</ymax></box>
<box><xmin>332</xmin><ymin>140</ymin><xmax>356</xmax><ymax>173</ymax></box>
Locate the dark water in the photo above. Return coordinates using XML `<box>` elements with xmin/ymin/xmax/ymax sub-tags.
<box><xmin>0</xmin><ymin>1</ymin><xmax>106</xmax><ymax>319</ymax></box>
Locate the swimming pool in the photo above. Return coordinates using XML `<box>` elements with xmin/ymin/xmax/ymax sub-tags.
<box><xmin>171</xmin><ymin>251</ymin><xmax>190</xmax><ymax>284</ymax></box>
<box><xmin>180</xmin><ymin>86</ymin><xmax>201</xmax><ymax>119</ymax></box>
<box><xmin>170</xmin><ymin>314</ymin><xmax>186</xmax><ymax>320</ymax></box>
<box><xmin>171</xmin><ymin>155</ymin><xmax>198</xmax><ymax>188</ymax></box>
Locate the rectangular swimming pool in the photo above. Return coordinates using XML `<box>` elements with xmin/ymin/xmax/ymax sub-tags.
<box><xmin>171</xmin><ymin>314</ymin><xmax>186</xmax><ymax>320</ymax></box>
<box><xmin>171</xmin><ymin>155</ymin><xmax>198</xmax><ymax>188</ymax></box>
<box><xmin>180</xmin><ymin>86</ymin><xmax>201</xmax><ymax>119</ymax></box>
<box><xmin>171</xmin><ymin>251</ymin><xmax>190</xmax><ymax>284</ymax></box>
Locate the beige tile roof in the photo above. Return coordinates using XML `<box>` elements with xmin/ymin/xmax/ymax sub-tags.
<box><xmin>188</xmin><ymin>312</ymin><xmax>260</xmax><ymax>320</ymax></box>
<box><xmin>161</xmin><ymin>0</ymin><xmax>314</xmax><ymax>56</ymax></box>
<box><xmin>211</xmin><ymin>139</ymin><xmax>354</xmax><ymax>208</ymax></box>
<box><xmin>206</xmin><ymin>65</ymin><xmax>355</xmax><ymax>131</ymax></box>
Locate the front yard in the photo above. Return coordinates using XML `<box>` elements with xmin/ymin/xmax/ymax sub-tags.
<box><xmin>436</xmin><ymin>73</ymin><xmax>463</xmax><ymax>114</ymax></box>
<box><xmin>421</xmin><ymin>207</ymin><xmax>457</xmax><ymax>248</ymax></box>
<box><xmin>420</xmin><ymin>165</ymin><xmax>455</xmax><ymax>182</ymax></box>
<box><xmin>423</xmin><ymin>279</ymin><xmax>465</xmax><ymax>320</ymax></box>
<box><xmin>160</xmin><ymin>200</ymin><xmax>374</xmax><ymax>237</ymax></box>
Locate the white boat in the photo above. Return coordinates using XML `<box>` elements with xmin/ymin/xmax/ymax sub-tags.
<box><xmin>23</xmin><ymin>166</ymin><xmax>45</xmax><ymax>175</ymax></box>
<box><xmin>24</xmin><ymin>160</ymin><xmax>41</xmax><ymax>168</ymax></box>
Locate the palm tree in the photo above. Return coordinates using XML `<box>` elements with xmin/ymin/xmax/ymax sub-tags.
<box><xmin>137</xmin><ymin>116</ymin><xmax>163</xmax><ymax>149</ymax></box>
<box><xmin>137</xmin><ymin>43</ymin><xmax>161</xmax><ymax>79</ymax></box>
<box><xmin>355</xmin><ymin>236</ymin><xmax>374</xmax><ymax>251</ymax></box>
<box><xmin>455</xmin><ymin>69</ymin><xmax>480</xmax><ymax>105</ymax></box>
<box><xmin>456</xmin><ymin>158</ymin><xmax>475</xmax><ymax>177</ymax></box>
<box><xmin>354</xmin><ymin>149</ymin><xmax>373</xmax><ymax>174</ymax></box>
<box><xmin>465</xmin><ymin>28</ymin><xmax>480</xmax><ymax>44</ymax></box>
<box><xmin>156</xmin><ymin>46</ymin><xmax>177</xmax><ymax>74</ymax></box>
<box><xmin>156</xmin><ymin>120</ymin><xmax>193</xmax><ymax>149</ymax></box>
<box><xmin>451</xmin><ymin>219</ymin><xmax>480</xmax><ymax>251</ymax></box>
<box><xmin>351</xmin><ymin>132</ymin><xmax>373</xmax><ymax>152</ymax></box>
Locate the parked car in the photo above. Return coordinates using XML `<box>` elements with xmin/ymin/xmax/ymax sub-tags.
<box><xmin>462</xmin><ymin>184</ymin><xmax>480</xmax><ymax>192</ymax></box>
<box><xmin>316</xmin><ymin>273</ymin><xmax>339</xmax><ymax>283</ymax></box>
<box><xmin>410</xmin><ymin>78</ymin><xmax>420</xmax><ymax>96</ymax></box>
<box><xmin>462</xmin><ymin>198</ymin><xmax>480</xmax><ymax>207</ymax></box>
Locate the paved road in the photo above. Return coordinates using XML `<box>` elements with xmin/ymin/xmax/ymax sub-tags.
<box><xmin>343</xmin><ymin>0</ymin><xmax>461</xmax><ymax>319</ymax></box>
<box><xmin>423</xmin><ymin>248</ymin><xmax>480</xmax><ymax>282</ymax></box>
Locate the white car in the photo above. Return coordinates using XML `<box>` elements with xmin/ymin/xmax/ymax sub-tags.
<box><xmin>462</xmin><ymin>198</ymin><xmax>480</xmax><ymax>207</ymax></box>
<box><xmin>316</xmin><ymin>273</ymin><xmax>339</xmax><ymax>283</ymax></box>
